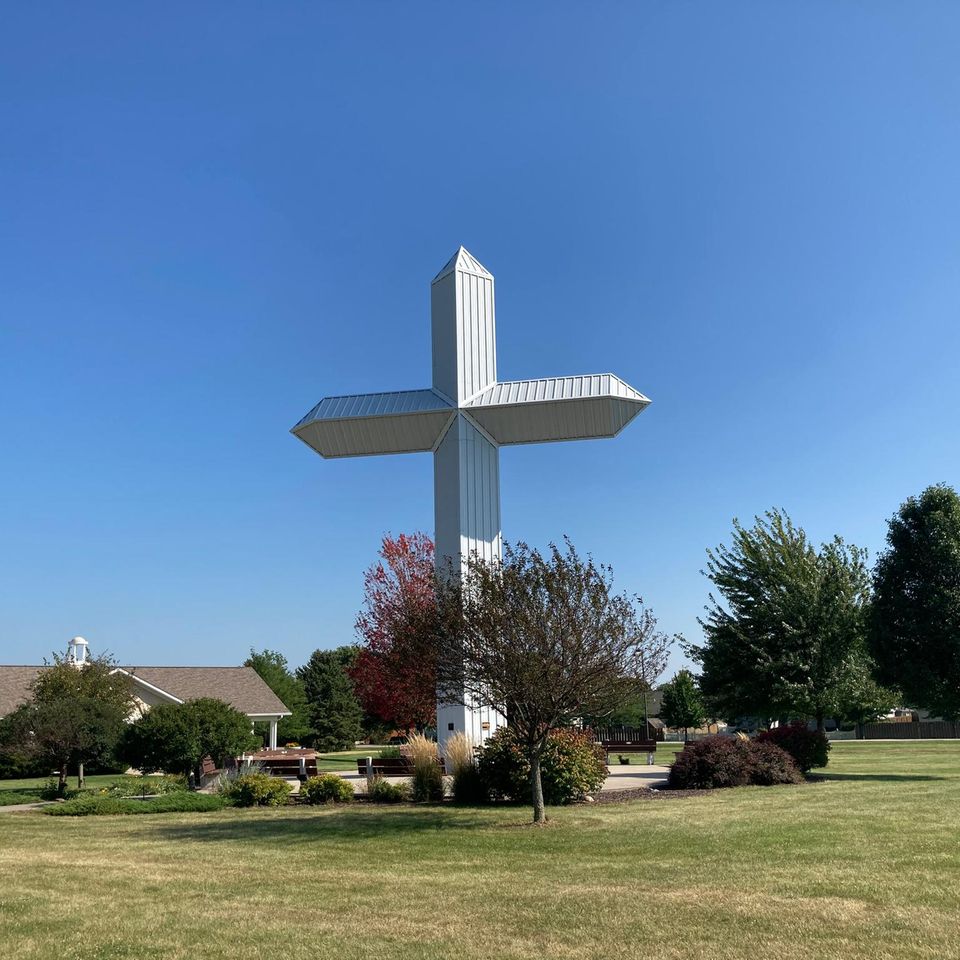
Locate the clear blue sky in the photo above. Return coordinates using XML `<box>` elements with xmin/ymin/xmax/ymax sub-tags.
<box><xmin>2</xmin><ymin>3</ymin><xmax>958</xmax><ymax>675</ymax></box>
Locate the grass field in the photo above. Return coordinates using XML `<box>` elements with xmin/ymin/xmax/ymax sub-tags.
<box><xmin>1</xmin><ymin>741</ymin><xmax>957</xmax><ymax>960</ymax></box>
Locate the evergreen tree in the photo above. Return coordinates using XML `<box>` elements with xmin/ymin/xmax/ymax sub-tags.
<box><xmin>244</xmin><ymin>649</ymin><xmax>312</xmax><ymax>745</ymax></box>
<box><xmin>871</xmin><ymin>484</ymin><xmax>960</xmax><ymax>720</ymax></box>
<box><xmin>298</xmin><ymin>647</ymin><xmax>364</xmax><ymax>751</ymax></box>
<box><xmin>659</xmin><ymin>670</ymin><xmax>706</xmax><ymax>742</ymax></box>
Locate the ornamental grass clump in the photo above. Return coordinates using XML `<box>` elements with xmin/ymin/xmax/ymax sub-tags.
<box><xmin>302</xmin><ymin>774</ymin><xmax>353</xmax><ymax>804</ymax></box>
<box><xmin>406</xmin><ymin>732</ymin><xmax>444</xmax><ymax>802</ymax></box>
<box><xmin>444</xmin><ymin>731</ymin><xmax>486</xmax><ymax>803</ymax></box>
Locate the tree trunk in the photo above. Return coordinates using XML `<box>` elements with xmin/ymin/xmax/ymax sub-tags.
<box><xmin>815</xmin><ymin>711</ymin><xmax>825</xmax><ymax>733</ymax></box>
<box><xmin>530</xmin><ymin>750</ymin><xmax>546</xmax><ymax>824</ymax></box>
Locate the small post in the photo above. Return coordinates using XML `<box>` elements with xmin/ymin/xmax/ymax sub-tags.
<box><xmin>365</xmin><ymin>756</ymin><xmax>375</xmax><ymax>790</ymax></box>
<box><xmin>77</xmin><ymin>762</ymin><xmax>85</xmax><ymax>789</ymax></box>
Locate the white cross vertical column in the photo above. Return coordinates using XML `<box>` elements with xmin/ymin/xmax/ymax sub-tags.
<box><xmin>431</xmin><ymin>249</ymin><xmax>506</xmax><ymax>747</ymax></box>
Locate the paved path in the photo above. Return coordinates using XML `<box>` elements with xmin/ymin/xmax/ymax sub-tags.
<box><xmin>0</xmin><ymin>801</ymin><xmax>52</xmax><ymax>813</ymax></box>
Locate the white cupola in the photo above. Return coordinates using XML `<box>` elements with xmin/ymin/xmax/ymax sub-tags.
<box><xmin>66</xmin><ymin>636</ymin><xmax>89</xmax><ymax>667</ymax></box>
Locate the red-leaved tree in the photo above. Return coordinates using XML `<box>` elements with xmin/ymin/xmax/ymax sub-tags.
<box><xmin>351</xmin><ymin>533</ymin><xmax>438</xmax><ymax>731</ymax></box>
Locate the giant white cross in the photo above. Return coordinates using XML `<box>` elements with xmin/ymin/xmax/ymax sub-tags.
<box><xmin>292</xmin><ymin>247</ymin><xmax>651</xmax><ymax>746</ymax></box>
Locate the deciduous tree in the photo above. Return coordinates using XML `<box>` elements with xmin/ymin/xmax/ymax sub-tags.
<box><xmin>659</xmin><ymin>670</ymin><xmax>706</xmax><ymax>742</ymax></box>
<box><xmin>870</xmin><ymin>484</ymin><xmax>960</xmax><ymax>720</ymax></box>
<box><xmin>119</xmin><ymin>698</ymin><xmax>257</xmax><ymax>783</ymax></box>
<box><xmin>435</xmin><ymin>539</ymin><xmax>672</xmax><ymax>823</ymax></box>
<box><xmin>352</xmin><ymin>533</ymin><xmax>438</xmax><ymax>731</ymax></box>
<box><xmin>691</xmin><ymin>509</ymin><xmax>871</xmax><ymax>730</ymax></box>
<box><xmin>0</xmin><ymin>653</ymin><xmax>133</xmax><ymax>796</ymax></box>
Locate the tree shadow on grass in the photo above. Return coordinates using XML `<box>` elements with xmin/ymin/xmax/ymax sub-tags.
<box><xmin>144</xmin><ymin>805</ymin><xmax>495</xmax><ymax>844</ymax></box>
<box><xmin>813</xmin><ymin>773</ymin><xmax>948</xmax><ymax>782</ymax></box>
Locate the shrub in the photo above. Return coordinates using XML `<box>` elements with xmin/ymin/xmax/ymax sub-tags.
<box><xmin>406</xmin><ymin>732</ymin><xmax>444</xmax><ymax>802</ymax></box>
<box><xmin>444</xmin><ymin>732</ymin><xmax>486</xmax><ymax>804</ymax></box>
<box><xmin>39</xmin><ymin>779</ymin><xmax>80</xmax><ymax>801</ymax></box>
<box><xmin>378</xmin><ymin>745</ymin><xmax>403</xmax><ymax>759</ymax></box>
<box><xmin>756</xmin><ymin>722</ymin><xmax>830</xmax><ymax>772</ymax></box>
<box><xmin>44</xmin><ymin>793</ymin><xmax>226</xmax><ymax>816</ymax></box>
<box><xmin>667</xmin><ymin>735</ymin><xmax>802</xmax><ymax>789</ymax></box>
<box><xmin>477</xmin><ymin>728</ymin><xmax>607</xmax><ymax>805</ymax></box>
<box><xmin>221</xmin><ymin>772</ymin><xmax>292</xmax><ymax>807</ymax></box>
<box><xmin>668</xmin><ymin>737</ymin><xmax>755</xmax><ymax>790</ymax></box>
<box><xmin>302</xmin><ymin>774</ymin><xmax>354</xmax><ymax>804</ymax></box>
<box><xmin>366</xmin><ymin>775</ymin><xmax>409</xmax><ymax>803</ymax></box>
<box><xmin>750</xmin><ymin>741</ymin><xmax>804</xmax><ymax>785</ymax></box>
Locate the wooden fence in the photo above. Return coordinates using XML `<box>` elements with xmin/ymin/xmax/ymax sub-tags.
<box><xmin>859</xmin><ymin>721</ymin><xmax>960</xmax><ymax>739</ymax></box>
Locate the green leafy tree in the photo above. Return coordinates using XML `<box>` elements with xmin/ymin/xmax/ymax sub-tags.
<box><xmin>870</xmin><ymin>484</ymin><xmax>960</xmax><ymax>720</ymax></box>
<box><xmin>435</xmin><ymin>539</ymin><xmax>672</xmax><ymax>824</ymax></box>
<box><xmin>659</xmin><ymin>670</ymin><xmax>706</xmax><ymax>741</ymax></box>
<box><xmin>0</xmin><ymin>654</ymin><xmax>133</xmax><ymax>796</ymax></box>
<box><xmin>833</xmin><ymin>655</ymin><xmax>898</xmax><ymax>727</ymax></box>
<box><xmin>119</xmin><ymin>698</ymin><xmax>257</xmax><ymax>782</ymax></box>
<box><xmin>691</xmin><ymin>509</ymin><xmax>872</xmax><ymax>730</ymax></box>
<box><xmin>244</xmin><ymin>649</ymin><xmax>312</xmax><ymax>744</ymax></box>
<box><xmin>297</xmin><ymin>647</ymin><xmax>364</xmax><ymax>751</ymax></box>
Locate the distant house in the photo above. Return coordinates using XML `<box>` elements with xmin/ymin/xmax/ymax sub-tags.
<box><xmin>0</xmin><ymin>640</ymin><xmax>291</xmax><ymax>748</ymax></box>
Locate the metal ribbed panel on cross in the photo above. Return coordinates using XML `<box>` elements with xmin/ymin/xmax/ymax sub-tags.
<box><xmin>292</xmin><ymin>247</ymin><xmax>651</xmax><ymax>748</ymax></box>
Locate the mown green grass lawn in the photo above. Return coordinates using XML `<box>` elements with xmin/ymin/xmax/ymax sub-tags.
<box><xmin>1</xmin><ymin>741</ymin><xmax>957</xmax><ymax>960</ymax></box>
<box><xmin>315</xmin><ymin>747</ymin><xmax>389</xmax><ymax>772</ymax></box>
<box><xmin>0</xmin><ymin>774</ymin><xmax>123</xmax><ymax>805</ymax></box>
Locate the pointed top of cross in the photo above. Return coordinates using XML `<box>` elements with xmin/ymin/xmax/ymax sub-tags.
<box><xmin>432</xmin><ymin>246</ymin><xmax>493</xmax><ymax>284</ymax></box>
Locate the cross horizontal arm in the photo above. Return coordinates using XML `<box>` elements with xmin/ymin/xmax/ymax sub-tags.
<box><xmin>292</xmin><ymin>389</ymin><xmax>453</xmax><ymax>458</ymax></box>
<box><xmin>465</xmin><ymin>374</ymin><xmax>650</xmax><ymax>446</ymax></box>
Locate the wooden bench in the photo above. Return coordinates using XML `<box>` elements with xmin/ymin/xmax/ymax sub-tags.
<box><xmin>356</xmin><ymin>757</ymin><xmax>446</xmax><ymax>776</ymax></box>
<box><xmin>602</xmin><ymin>741</ymin><xmax>658</xmax><ymax>765</ymax></box>
<box><xmin>244</xmin><ymin>749</ymin><xmax>319</xmax><ymax>781</ymax></box>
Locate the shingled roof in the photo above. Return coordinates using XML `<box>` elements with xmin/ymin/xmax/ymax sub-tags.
<box><xmin>0</xmin><ymin>665</ymin><xmax>289</xmax><ymax>718</ymax></box>
<box><xmin>0</xmin><ymin>666</ymin><xmax>43</xmax><ymax>718</ymax></box>
<box><xmin>120</xmin><ymin>666</ymin><xmax>290</xmax><ymax>716</ymax></box>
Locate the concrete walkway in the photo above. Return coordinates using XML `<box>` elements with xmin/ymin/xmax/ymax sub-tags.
<box><xmin>0</xmin><ymin>801</ymin><xmax>53</xmax><ymax>813</ymax></box>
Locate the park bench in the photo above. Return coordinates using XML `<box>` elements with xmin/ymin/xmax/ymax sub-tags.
<box><xmin>602</xmin><ymin>741</ymin><xmax>658</xmax><ymax>765</ymax></box>
<box><xmin>356</xmin><ymin>757</ymin><xmax>446</xmax><ymax>776</ymax></box>
<box><xmin>245</xmin><ymin>749</ymin><xmax>319</xmax><ymax>781</ymax></box>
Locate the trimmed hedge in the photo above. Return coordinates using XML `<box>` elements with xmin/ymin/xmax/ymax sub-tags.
<box><xmin>477</xmin><ymin>728</ymin><xmax>607</xmax><ymax>805</ymax></box>
<box><xmin>668</xmin><ymin>736</ymin><xmax>803</xmax><ymax>790</ymax></box>
<box><xmin>302</xmin><ymin>774</ymin><xmax>354</xmax><ymax>804</ymax></box>
<box><xmin>756</xmin><ymin>722</ymin><xmax>830</xmax><ymax>772</ymax></box>
<box><xmin>44</xmin><ymin>793</ymin><xmax>226</xmax><ymax>816</ymax></box>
